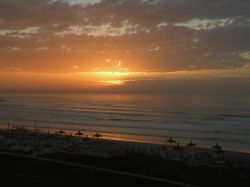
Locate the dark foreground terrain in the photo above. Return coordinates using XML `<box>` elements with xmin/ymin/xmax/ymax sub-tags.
<box><xmin>1</xmin><ymin>152</ymin><xmax>250</xmax><ymax>187</ymax></box>
<box><xmin>0</xmin><ymin>153</ymin><xmax>180</xmax><ymax>187</ymax></box>
<box><xmin>45</xmin><ymin>152</ymin><xmax>250</xmax><ymax>186</ymax></box>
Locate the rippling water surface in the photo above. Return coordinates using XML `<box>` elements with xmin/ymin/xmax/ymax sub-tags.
<box><xmin>0</xmin><ymin>93</ymin><xmax>250</xmax><ymax>152</ymax></box>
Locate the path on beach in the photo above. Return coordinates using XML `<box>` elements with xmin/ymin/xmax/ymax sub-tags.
<box><xmin>0</xmin><ymin>152</ymin><xmax>196</xmax><ymax>187</ymax></box>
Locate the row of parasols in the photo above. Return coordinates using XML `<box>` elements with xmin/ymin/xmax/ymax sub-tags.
<box><xmin>166</xmin><ymin>137</ymin><xmax>223</xmax><ymax>152</ymax></box>
<box><xmin>55</xmin><ymin>129</ymin><xmax>223</xmax><ymax>153</ymax></box>
<box><xmin>55</xmin><ymin>129</ymin><xmax>102</xmax><ymax>139</ymax></box>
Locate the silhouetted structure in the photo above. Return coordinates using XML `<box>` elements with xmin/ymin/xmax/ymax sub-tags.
<box><xmin>57</xmin><ymin>129</ymin><xmax>65</xmax><ymax>136</ymax></box>
<box><xmin>187</xmin><ymin>140</ymin><xmax>196</xmax><ymax>147</ymax></box>
<box><xmin>173</xmin><ymin>143</ymin><xmax>183</xmax><ymax>150</ymax></box>
<box><xmin>213</xmin><ymin>142</ymin><xmax>224</xmax><ymax>153</ymax></box>
<box><xmin>167</xmin><ymin>137</ymin><xmax>176</xmax><ymax>144</ymax></box>
<box><xmin>94</xmin><ymin>132</ymin><xmax>102</xmax><ymax>139</ymax></box>
<box><xmin>75</xmin><ymin>130</ymin><xmax>83</xmax><ymax>137</ymax></box>
<box><xmin>212</xmin><ymin>142</ymin><xmax>221</xmax><ymax>150</ymax></box>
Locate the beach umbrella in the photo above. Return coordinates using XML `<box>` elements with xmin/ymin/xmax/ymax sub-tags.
<box><xmin>212</xmin><ymin>142</ymin><xmax>221</xmax><ymax>150</ymax></box>
<box><xmin>57</xmin><ymin>129</ymin><xmax>65</xmax><ymax>136</ymax></box>
<box><xmin>213</xmin><ymin>142</ymin><xmax>223</xmax><ymax>153</ymax></box>
<box><xmin>93</xmin><ymin>131</ymin><xmax>102</xmax><ymax>139</ymax></box>
<box><xmin>167</xmin><ymin>137</ymin><xmax>176</xmax><ymax>144</ymax></box>
<box><xmin>75</xmin><ymin>130</ymin><xmax>84</xmax><ymax>137</ymax></box>
<box><xmin>173</xmin><ymin>143</ymin><xmax>183</xmax><ymax>151</ymax></box>
<box><xmin>187</xmin><ymin>140</ymin><xmax>196</xmax><ymax>147</ymax></box>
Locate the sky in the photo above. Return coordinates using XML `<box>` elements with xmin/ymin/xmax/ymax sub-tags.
<box><xmin>0</xmin><ymin>0</ymin><xmax>250</xmax><ymax>93</ymax></box>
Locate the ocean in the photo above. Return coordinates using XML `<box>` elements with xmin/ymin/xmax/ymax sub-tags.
<box><xmin>0</xmin><ymin>93</ymin><xmax>250</xmax><ymax>153</ymax></box>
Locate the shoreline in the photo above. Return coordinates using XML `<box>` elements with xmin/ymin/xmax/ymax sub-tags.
<box><xmin>86</xmin><ymin>138</ymin><xmax>250</xmax><ymax>168</ymax></box>
<box><xmin>1</xmin><ymin>125</ymin><xmax>250</xmax><ymax>168</ymax></box>
<box><xmin>1</xmin><ymin>123</ymin><xmax>250</xmax><ymax>154</ymax></box>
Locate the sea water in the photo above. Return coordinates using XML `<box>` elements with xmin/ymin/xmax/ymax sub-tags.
<box><xmin>0</xmin><ymin>93</ymin><xmax>250</xmax><ymax>153</ymax></box>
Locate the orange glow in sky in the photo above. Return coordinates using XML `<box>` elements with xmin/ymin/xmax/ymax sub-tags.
<box><xmin>0</xmin><ymin>0</ymin><xmax>250</xmax><ymax>92</ymax></box>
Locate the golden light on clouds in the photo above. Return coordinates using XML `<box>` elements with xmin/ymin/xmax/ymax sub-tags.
<box><xmin>86</xmin><ymin>58</ymin><xmax>134</xmax><ymax>86</ymax></box>
<box><xmin>97</xmin><ymin>80</ymin><xmax>124</xmax><ymax>86</ymax></box>
<box><xmin>1</xmin><ymin>65</ymin><xmax>250</xmax><ymax>91</ymax></box>
<box><xmin>91</xmin><ymin>70</ymin><xmax>134</xmax><ymax>86</ymax></box>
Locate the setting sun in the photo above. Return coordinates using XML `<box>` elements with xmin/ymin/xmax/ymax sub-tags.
<box><xmin>98</xmin><ymin>80</ymin><xmax>124</xmax><ymax>86</ymax></box>
<box><xmin>89</xmin><ymin>59</ymin><xmax>134</xmax><ymax>86</ymax></box>
<box><xmin>90</xmin><ymin>71</ymin><xmax>129</xmax><ymax>86</ymax></box>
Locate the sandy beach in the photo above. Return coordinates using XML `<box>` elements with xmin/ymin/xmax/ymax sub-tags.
<box><xmin>0</xmin><ymin>126</ymin><xmax>250</xmax><ymax>186</ymax></box>
<box><xmin>1</xmin><ymin>124</ymin><xmax>250</xmax><ymax>165</ymax></box>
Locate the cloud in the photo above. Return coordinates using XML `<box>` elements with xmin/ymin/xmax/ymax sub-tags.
<box><xmin>58</xmin><ymin>0</ymin><xmax>102</xmax><ymax>6</ymax></box>
<box><xmin>240</xmin><ymin>51</ymin><xmax>250</xmax><ymax>60</ymax></box>
<box><xmin>0</xmin><ymin>0</ymin><xmax>249</xmax><ymax>74</ymax></box>
<box><xmin>55</xmin><ymin>20</ymin><xmax>138</xmax><ymax>37</ymax></box>
<box><xmin>0</xmin><ymin>26</ymin><xmax>40</xmax><ymax>39</ymax></box>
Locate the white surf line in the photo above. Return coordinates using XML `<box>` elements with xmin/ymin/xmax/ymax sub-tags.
<box><xmin>0</xmin><ymin>152</ymin><xmax>196</xmax><ymax>187</ymax></box>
